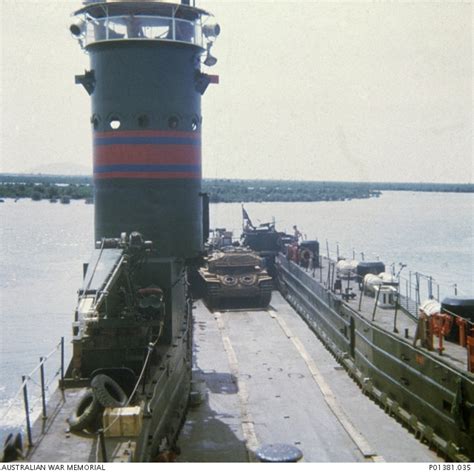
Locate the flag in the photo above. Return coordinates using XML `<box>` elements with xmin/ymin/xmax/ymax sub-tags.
<box><xmin>242</xmin><ymin>206</ymin><xmax>255</xmax><ymax>229</ymax></box>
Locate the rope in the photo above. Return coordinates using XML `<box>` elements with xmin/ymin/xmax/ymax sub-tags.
<box><xmin>45</xmin><ymin>368</ymin><xmax>61</xmax><ymax>390</ymax></box>
<box><xmin>100</xmin><ymin>320</ymin><xmax>164</xmax><ymax>435</ymax></box>
<box><xmin>1</xmin><ymin>341</ymin><xmax>62</xmax><ymax>422</ymax></box>
<box><xmin>94</xmin><ymin>321</ymin><xmax>165</xmax><ymax>462</ymax></box>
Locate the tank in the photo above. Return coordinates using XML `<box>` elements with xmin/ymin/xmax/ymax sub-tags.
<box><xmin>242</xmin><ymin>223</ymin><xmax>287</xmax><ymax>276</ymax></box>
<box><xmin>199</xmin><ymin>247</ymin><xmax>273</xmax><ymax>309</ymax></box>
<box><xmin>242</xmin><ymin>224</ymin><xmax>282</xmax><ymax>253</ymax></box>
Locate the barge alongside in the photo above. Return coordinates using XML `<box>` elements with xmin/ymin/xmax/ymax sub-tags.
<box><xmin>276</xmin><ymin>251</ymin><xmax>474</xmax><ymax>461</ymax></box>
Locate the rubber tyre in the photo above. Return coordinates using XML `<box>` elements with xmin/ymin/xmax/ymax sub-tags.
<box><xmin>67</xmin><ymin>389</ymin><xmax>102</xmax><ymax>432</ymax></box>
<box><xmin>91</xmin><ymin>374</ymin><xmax>128</xmax><ymax>408</ymax></box>
<box><xmin>3</xmin><ymin>432</ymin><xmax>23</xmax><ymax>462</ymax></box>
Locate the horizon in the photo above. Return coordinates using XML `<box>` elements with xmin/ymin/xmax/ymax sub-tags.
<box><xmin>1</xmin><ymin>172</ymin><xmax>473</xmax><ymax>188</ymax></box>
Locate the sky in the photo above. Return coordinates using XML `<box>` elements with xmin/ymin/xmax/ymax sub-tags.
<box><xmin>0</xmin><ymin>0</ymin><xmax>472</xmax><ymax>183</ymax></box>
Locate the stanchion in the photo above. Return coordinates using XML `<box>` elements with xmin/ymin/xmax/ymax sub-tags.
<box><xmin>98</xmin><ymin>429</ymin><xmax>108</xmax><ymax>462</ymax></box>
<box><xmin>40</xmin><ymin>357</ymin><xmax>47</xmax><ymax>419</ymax></box>
<box><xmin>60</xmin><ymin>337</ymin><xmax>65</xmax><ymax>391</ymax></box>
<box><xmin>22</xmin><ymin>376</ymin><xmax>33</xmax><ymax>446</ymax></box>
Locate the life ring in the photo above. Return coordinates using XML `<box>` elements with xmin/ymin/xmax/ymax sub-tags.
<box><xmin>2</xmin><ymin>432</ymin><xmax>23</xmax><ymax>462</ymax></box>
<box><xmin>67</xmin><ymin>389</ymin><xmax>102</xmax><ymax>433</ymax></box>
<box><xmin>431</xmin><ymin>314</ymin><xmax>453</xmax><ymax>337</ymax></box>
<box><xmin>300</xmin><ymin>249</ymin><xmax>312</xmax><ymax>262</ymax></box>
<box><xmin>91</xmin><ymin>374</ymin><xmax>128</xmax><ymax>408</ymax></box>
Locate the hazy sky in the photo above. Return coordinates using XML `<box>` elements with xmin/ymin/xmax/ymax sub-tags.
<box><xmin>1</xmin><ymin>0</ymin><xmax>472</xmax><ymax>182</ymax></box>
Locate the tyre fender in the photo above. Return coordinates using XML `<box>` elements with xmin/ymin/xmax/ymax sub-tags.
<box><xmin>2</xmin><ymin>432</ymin><xmax>23</xmax><ymax>462</ymax></box>
<box><xmin>91</xmin><ymin>374</ymin><xmax>128</xmax><ymax>408</ymax></box>
<box><xmin>67</xmin><ymin>389</ymin><xmax>102</xmax><ymax>432</ymax></box>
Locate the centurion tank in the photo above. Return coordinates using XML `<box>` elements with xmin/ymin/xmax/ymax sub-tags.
<box><xmin>29</xmin><ymin>0</ymin><xmax>220</xmax><ymax>462</ymax></box>
<box><xmin>199</xmin><ymin>247</ymin><xmax>273</xmax><ymax>310</ymax></box>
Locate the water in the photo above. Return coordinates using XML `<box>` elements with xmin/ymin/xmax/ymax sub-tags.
<box><xmin>211</xmin><ymin>191</ymin><xmax>474</xmax><ymax>295</ymax></box>
<box><xmin>0</xmin><ymin>191</ymin><xmax>472</xmax><ymax>441</ymax></box>
<box><xmin>0</xmin><ymin>200</ymin><xmax>94</xmax><ymax>441</ymax></box>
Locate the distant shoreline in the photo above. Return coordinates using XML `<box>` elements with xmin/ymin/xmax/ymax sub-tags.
<box><xmin>0</xmin><ymin>174</ymin><xmax>472</xmax><ymax>204</ymax></box>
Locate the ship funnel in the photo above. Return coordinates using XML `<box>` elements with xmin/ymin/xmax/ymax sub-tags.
<box><xmin>70</xmin><ymin>18</ymin><xmax>85</xmax><ymax>37</ymax></box>
<box><xmin>202</xmin><ymin>23</ymin><xmax>221</xmax><ymax>38</ymax></box>
<box><xmin>71</xmin><ymin>0</ymin><xmax>220</xmax><ymax>256</ymax></box>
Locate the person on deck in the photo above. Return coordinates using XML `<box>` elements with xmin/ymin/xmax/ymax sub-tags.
<box><xmin>293</xmin><ymin>225</ymin><xmax>302</xmax><ymax>242</ymax></box>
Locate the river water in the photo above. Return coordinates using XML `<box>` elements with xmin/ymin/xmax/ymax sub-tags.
<box><xmin>0</xmin><ymin>191</ymin><xmax>472</xmax><ymax>441</ymax></box>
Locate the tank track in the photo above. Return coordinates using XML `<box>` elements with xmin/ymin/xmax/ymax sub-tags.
<box><xmin>258</xmin><ymin>280</ymin><xmax>273</xmax><ymax>308</ymax></box>
<box><xmin>206</xmin><ymin>283</ymin><xmax>221</xmax><ymax>310</ymax></box>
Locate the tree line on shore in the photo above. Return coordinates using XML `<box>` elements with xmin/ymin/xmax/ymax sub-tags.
<box><xmin>0</xmin><ymin>174</ymin><xmax>472</xmax><ymax>203</ymax></box>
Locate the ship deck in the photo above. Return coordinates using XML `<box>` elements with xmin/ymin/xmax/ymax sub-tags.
<box><xmin>26</xmin><ymin>387</ymin><xmax>139</xmax><ymax>462</ymax></box>
<box><xmin>178</xmin><ymin>295</ymin><xmax>441</xmax><ymax>462</ymax></box>
<box><xmin>27</xmin><ymin>293</ymin><xmax>442</xmax><ymax>462</ymax></box>
<box><xmin>313</xmin><ymin>258</ymin><xmax>469</xmax><ymax>372</ymax></box>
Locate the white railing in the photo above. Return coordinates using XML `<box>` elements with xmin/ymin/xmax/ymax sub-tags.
<box><xmin>80</xmin><ymin>14</ymin><xmax>204</xmax><ymax>48</ymax></box>
<box><xmin>1</xmin><ymin>339</ymin><xmax>65</xmax><ymax>451</ymax></box>
<box><xmin>321</xmin><ymin>240</ymin><xmax>466</xmax><ymax>318</ymax></box>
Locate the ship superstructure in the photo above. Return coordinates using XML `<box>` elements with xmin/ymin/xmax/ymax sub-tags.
<box><xmin>27</xmin><ymin>0</ymin><xmax>220</xmax><ymax>462</ymax></box>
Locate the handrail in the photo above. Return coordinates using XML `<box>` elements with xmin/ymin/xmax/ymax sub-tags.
<box><xmin>1</xmin><ymin>338</ymin><xmax>65</xmax><ymax>449</ymax></box>
<box><xmin>78</xmin><ymin>13</ymin><xmax>205</xmax><ymax>49</ymax></box>
<box><xmin>323</xmin><ymin>240</ymin><xmax>468</xmax><ymax>307</ymax></box>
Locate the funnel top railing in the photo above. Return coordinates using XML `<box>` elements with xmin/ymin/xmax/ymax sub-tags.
<box><xmin>70</xmin><ymin>1</ymin><xmax>220</xmax><ymax>52</ymax></box>
<box><xmin>74</xmin><ymin>1</ymin><xmax>210</xmax><ymax>19</ymax></box>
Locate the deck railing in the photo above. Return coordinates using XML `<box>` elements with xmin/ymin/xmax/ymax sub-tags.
<box><xmin>322</xmin><ymin>240</ymin><xmax>466</xmax><ymax>318</ymax></box>
<box><xmin>291</xmin><ymin>250</ymin><xmax>474</xmax><ymax>372</ymax></box>
<box><xmin>1</xmin><ymin>338</ymin><xmax>65</xmax><ymax>452</ymax></box>
<box><xmin>79</xmin><ymin>14</ymin><xmax>204</xmax><ymax>48</ymax></box>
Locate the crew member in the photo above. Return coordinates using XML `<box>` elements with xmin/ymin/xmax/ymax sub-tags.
<box><xmin>293</xmin><ymin>225</ymin><xmax>302</xmax><ymax>242</ymax></box>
